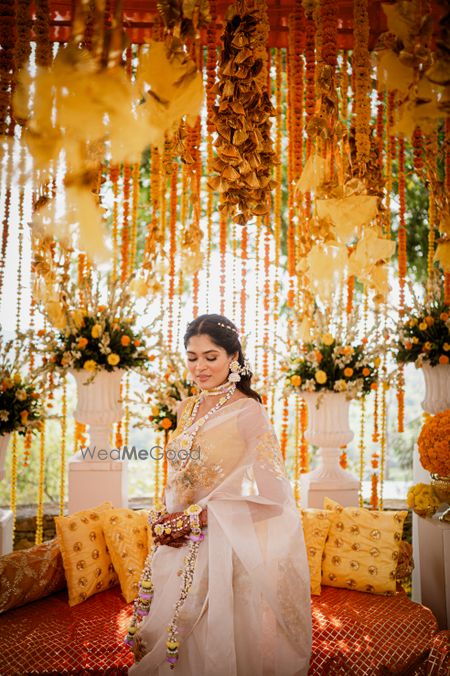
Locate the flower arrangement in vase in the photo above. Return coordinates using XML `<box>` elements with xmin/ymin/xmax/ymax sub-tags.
<box><xmin>417</xmin><ymin>410</ymin><xmax>450</xmax><ymax>521</ymax></box>
<box><xmin>0</xmin><ymin>333</ymin><xmax>44</xmax><ymax>438</ymax></box>
<box><xmin>396</xmin><ymin>288</ymin><xmax>450</xmax><ymax>368</ymax></box>
<box><xmin>36</xmin><ymin>276</ymin><xmax>155</xmax><ymax>380</ymax></box>
<box><xmin>283</xmin><ymin>322</ymin><xmax>378</xmax><ymax>400</ymax></box>
<box><xmin>138</xmin><ymin>351</ymin><xmax>198</xmax><ymax>434</ymax></box>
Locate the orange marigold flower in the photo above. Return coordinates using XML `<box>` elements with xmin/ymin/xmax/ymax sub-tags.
<box><xmin>134</xmin><ymin>339</ymin><xmax>140</xmax><ymax>346</ymax></box>
<box><xmin>160</xmin><ymin>418</ymin><xmax>173</xmax><ymax>430</ymax></box>
<box><xmin>439</xmin><ymin>355</ymin><xmax>449</xmax><ymax>365</ymax></box>
<box><xmin>425</xmin><ymin>316</ymin><xmax>434</xmax><ymax>326</ymax></box>
<box><xmin>362</xmin><ymin>367</ymin><xmax>370</xmax><ymax>377</ymax></box>
<box><xmin>343</xmin><ymin>367</ymin><xmax>354</xmax><ymax>378</ymax></box>
<box><xmin>370</xmin><ymin>383</ymin><xmax>378</xmax><ymax>391</ymax></box>
<box><xmin>121</xmin><ymin>335</ymin><xmax>131</xmax><ymax>346</ymax></box>
<box><xmin>78</xmin><ymin>337</ymin><xmax>88</xmax><ymax>349</ymax></box>
<box><xmin>440</xmin><ymin>312</ymin><xmax>449</xmax><ymax>321</ymax></box>
<box><xmin>37</xmin><ymin>329</ymin><xmax>46</xmax><ymax>337</ymax></box>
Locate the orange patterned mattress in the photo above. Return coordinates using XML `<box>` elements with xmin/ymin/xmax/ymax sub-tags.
<box><xmin>0</xmin><ymin>585</ymin><xmax>448</xmax><ymax>675</ymax></box>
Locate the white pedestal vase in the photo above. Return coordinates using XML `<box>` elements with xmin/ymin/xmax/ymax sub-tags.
<box><xmin>299</xmin><ymin>392</ymin><xmax>359</xmax><ymax>508</ymax></box>
<box><xmin>413</xmin><ymin>363</ymin><xmax>450</xmax><ymax>603</ymax></box>
<box><xmin>68</xmin><ymin>369</ymin><xmax>128</xmax><ymax>513</ymax></box>
<box><xmin>0</xmin><ymin>433</ymin><xmax>13</xmax><ymax>554</ymax></box>
<box><xmin>421</xmin><ymin>363</ymin><xmax>450</xmax><ymax>414</ymax></box>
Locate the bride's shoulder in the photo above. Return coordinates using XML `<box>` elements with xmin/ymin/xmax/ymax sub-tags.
<box><xmin>177</xmin><ymin>396</ymin><xmax>196</xmax><ymax>416</ymax></box>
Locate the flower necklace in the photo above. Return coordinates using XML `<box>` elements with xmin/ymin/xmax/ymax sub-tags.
<box><xmin>170</xmin><ymin>382</ymin><xmax>236</xmax><ymax>461</ymax></box>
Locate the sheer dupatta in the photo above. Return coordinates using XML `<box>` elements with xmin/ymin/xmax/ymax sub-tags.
<box><xmin>130</xmin><ymin>398</ymin><xmax>312</xmax><ymax>676</ymax></box>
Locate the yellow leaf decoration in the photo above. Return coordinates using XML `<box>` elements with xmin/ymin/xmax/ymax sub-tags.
<box><xmin>381</xmin><ymin>2</ymin><xmax>417</xmax><ymax>47</ymax></box>
<box><xmin>316</xmin><ymin>195</ymin><xmax>378</xmax><ymax>243</ymax></box>
<box><xmin>348</xmin><ymin>228</ymin><xmax>395</xmax><ymax>297</ymax></box>
<box><xmin>377</xmin><ymin>50</ymin><xmax>414</xmax><ymax>94</ymax></box>
<box><xmin>33</xmin><ymin>186</ymin><xmax>109</xmax><ymax>263</ymax></box>
<box><xmin>296</xmin><ymin>154</ymin><xmax>327</xmax><ymax>194</ymax></box>
<box><xmin>306</xmin><ymin>242</ymin><xmax>348</xmax><ymax>301</ymax></box>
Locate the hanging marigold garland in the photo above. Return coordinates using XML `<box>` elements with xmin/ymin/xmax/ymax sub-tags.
<box><xmin>353</xmin><ymin>0</ymin><xmax>371</xmax><ymax>177</ymax></box>
<box><xmin>167</xmin><ymin>162</ymin><xmax>178</xmax><ymax>349</ymax></box>
<box><xmin>280</xmin><ymin>396</ymin><xmax>289</xmax><ymax>462</ymax></box>
<box><xmin>59</xmin><ymin>374</ymin><xmax>67</xmax><ymax>516</ymax></box>
<box><xmin>445</xmin><ymin>119</ymin><xmax>450</xmax><ymax>305</ymax></box>
<box><xmin>121</xmin><ymin>163</ymin><xmax>132</xmax><ymax>283</ymax></box>
<box><xmin>397</xmin><ymin>137</ymin><xmax>407</xmax><ymax>433</ymax></box>
<box><xmin>35</xmin><ymin>421</ymin><xmax>46</xmax><ymax>544</ymax></box>
<box><xmin>293</xmin><ymin>395</ymin><xmax>301</xmax><ymax>507</ymax></box>
<box><xmin>110</xmin><ymin>163</ymin><xmax>120</xmax><ymax>281</ymax></box>
<box><xmin>10</xmin><ymin>433</ymin><xmax>18</xmax><ymax>538</ymax></box>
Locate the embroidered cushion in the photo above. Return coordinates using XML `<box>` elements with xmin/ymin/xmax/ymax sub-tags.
<box><xmin>322</xmin><ymin>497</ymin><xmax>407</xmax><ymax>595</ymax></box>
<box><xmin>0</xmin><ymin>538</ymin><xmax>66</xmax><ymax>614</ymax></box>
<box><xmin>301</xmin><ymin>508</ymin><xmax>331</xmax><ymax>595</ymax></box>
<box><xmin>54</xmin><ymin>502</ymin><xmax>118</xmax><ymax>606</ymax></box>
<box><xmin>100</xmin><ymin>508</ymin><xmax>150</xmax><ymax>603</ymax></box>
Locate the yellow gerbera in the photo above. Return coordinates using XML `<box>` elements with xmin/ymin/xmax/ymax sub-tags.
<box><xmin>83</xmin><ymin>360</ymin><xmax>97</xmax><ymax>371</ymax></box>
<box><xmin>107</xmin><ymin>353</ymin><xmax>120</xmax><ymax>366</ymax></box>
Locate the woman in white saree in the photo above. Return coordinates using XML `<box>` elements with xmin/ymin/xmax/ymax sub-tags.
<box><xmin>127</xmin><ymin>314</ymin><xmax>312</xmax><ymax>675</ymax></box>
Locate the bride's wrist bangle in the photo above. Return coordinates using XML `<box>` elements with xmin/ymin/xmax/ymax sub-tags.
<box><xmin>149</xmin><ymin>500</ymin><xmax>167</xmax><ymax>525</ymax></box>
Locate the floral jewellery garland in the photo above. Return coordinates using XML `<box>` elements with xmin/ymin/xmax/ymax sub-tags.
<box><xmin>126</xmin><ymin>384</ymin><xmax>236</xmax><ymax>666</ymax></box>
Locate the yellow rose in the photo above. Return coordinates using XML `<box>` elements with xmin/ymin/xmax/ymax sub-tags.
<box><xmin>423</xmin><ymin>342</ymin><xmax>432</xmax><ymax>351</ymax></box>
<box><xmin>91</xmin><ymin>324</ymin><xmax>102</xmax><ymax>339</ymax></box>
<box><xmin>444</xmin><ymin>343</ymin><xmax>450</xmax><ymax>351</ymax></box>
<box><xmin>322</xmin><ymin>333</ymin><xmax>334</xmax><ymax>346</ymax></box>
<box><xmin>412</xmin><ymin>337</ymin><xmax>419</xmax><ymax>344</ymax></box>
<box><xmin>107</xmin><ymin>353</ymin><xmax>120</xmax><ymax>366</ymax></box>
<box><xmin>419</xmin><ymin>322</ymin><xmax>427</xmax><ymax>331</ymax></box>
<box><xmin>151</xmin><ymin>405</ymin><xmax>160</xmax><ymax>417</ymax></box>
<box><xmin>315</xmin><ymin>370</ymin><xmax>327</xmax><ymax>384</ymax></box>
<box><xmin>83</xmin><ymin>360</ymin><xmax>97</xmax><ymax>371</ymax></box>
<box><xmin>290</xmin><ymin>375</ymin><xmax>302</xmax><ymax>387</ymax></box>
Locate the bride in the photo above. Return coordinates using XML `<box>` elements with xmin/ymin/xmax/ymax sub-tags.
<box><xmin>127</xmin><ymin>314</ymin><xmax>312</xmax><ymax>675</ymax></box>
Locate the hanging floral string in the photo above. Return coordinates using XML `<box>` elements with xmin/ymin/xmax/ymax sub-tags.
<box><xmin>59</xmin><ymin>374</ymin><xmax>67</xmax><ymax>515</ymax></box>
<box><xmin>110</xmin><ymin>164</ymin><xmax>120</xmax><ymax>282</ymax></box>
<box><xmin>353</xmin><ymin>0</ymin><xmax>371</xmax><ymax>177</ymax></box>
<box><xmin>35</xmin><ymin>421</ymin><xmax>46</xmax><ymax>544</ymax></box>
<box><xmin>219</xmin><ymin>210</ymin><xmax>227</xmax><ymax>316</ymax></box>
<box><xmin>397</xmin><ymin>137</ymin><xmax>407</xmax><ymax>433</ymax></box>
<box><xmin>121</xmin><ymin>164</ymin><xmax>132</xmax><ymax>283</ymax></box>
<box><xmin>10</xmin><ymin>433</ymin><xmax>18</xmax><ymax>538</ymax></box>
<box><xmin>358</xmin><ymin>397</ymin><xmax>366</xmax><ymax>507</ymax></box>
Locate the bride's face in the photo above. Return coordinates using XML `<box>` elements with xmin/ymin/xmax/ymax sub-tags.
<box><xmin>186</xmin><ymin>334</ymin><xmax>236</xmax><ymax>390</ymax></box>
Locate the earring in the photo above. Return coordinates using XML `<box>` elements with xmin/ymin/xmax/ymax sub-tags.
<box><xmin>228</xmin><ymin>360</ymin><xmax>242</xmax><ymax>383</ymax></box>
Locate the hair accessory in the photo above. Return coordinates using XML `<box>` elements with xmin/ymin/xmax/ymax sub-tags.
<box><xmin>228</xmin><ymin>358</ymin><xmax>251</xmax><ymax>383</ymax></box>
<box><xmin>217</xmin><ymin>321</ymin><xmax>239</xmax><ymax>335</ymax></box>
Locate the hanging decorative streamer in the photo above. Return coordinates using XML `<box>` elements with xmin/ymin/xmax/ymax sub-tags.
<box><xmin>254</xmin><ymin>217</ymin><xmax>262</xmax><ymax>375</ymax></box>
<box><xmin>262</xmin><ymin>223</ymin><xmax>271</xmax><ymax>406</ymax></box>
<box><xmin>219</xmin><ymin>210</ymin><xmax>227</xmax><ymax>316</ymax></box>
<box><xmin>205</xmin><ymin>0</ymin><xmax>217</xmax><ymax>311</ymax></box>
<box><xmin>397</xmin><ymin>138</ymin><xmax>407</xmax><ymax>433</ymax></box>
<box><xmin>293</xmin><ymin>395</ymin><xmax>301</xmax><ymax>507</ymax></box>
<box><xmin>353</xmin><ymin>0</ymin><xmax>371</xmax><ymax>176</ymax></box>
<box><xmin>121</xmin><ymin>163</ymin><xmax>132</xmax><ymax>283</ymax></box>
<box><xmin>358</xmin><ymin>397</ymin><xmax>366</xmax><ymax>508</ymax></box>
<box><xmin>59</xmin><ymin>375</ymin><xmax>67</xmax><ymax>515</ymax></box>
<box><xmin>35</xmin><ymin>421</ymin><xmax>46</xmax><ymax>544</ymax></box>
<box><xmin>299</xmin><ymin>397</ymin><xmax>308</xmax><ymax>473</ymax></box>
<box><xmin>280</xmin><ymin>396</ymin><xmax>289</xmax><ymax>461</ymax></box>
<box><xmin>110</xmin><ymin>164</ymin><xmax>120</xmax><ymax>282</ymax></box>
<box><xmin>130</xmin><ymin>163</ymin><xmax>140</xmax><ymax>270</ymax></box>
<box><xmin>167</xmin><ymin>163</ymin><xmax>178</xmax><ymax>349</ymax></box>
<box><xmin>240</xmin><ymin>225</ymin><xmax>248</xmax><ymax>335</ymax></box>
<box><xmin>445</xmin><ymin>119</ymin><xmax>450</xmax><ymax>305</ymax></box>
<box><xmin>9</xmin><ymin>433</ymin><xmax>18</xmax><ymax>539</ymax></box>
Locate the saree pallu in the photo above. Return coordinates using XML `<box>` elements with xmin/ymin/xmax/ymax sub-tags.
<box><xmin>129</xmin><ymin>398</ymin><xmax>312</xmax><ymax>676</ymax></box>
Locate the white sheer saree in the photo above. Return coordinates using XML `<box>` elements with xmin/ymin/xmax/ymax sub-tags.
<box><xmin>129</xmin><ymin>398</ymin><xmax>312</xmax><ymax>676</ymax></box>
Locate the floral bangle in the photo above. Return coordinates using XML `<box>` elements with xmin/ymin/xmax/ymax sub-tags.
<box><xmin>184</xmin><ymin>503</ymin><xmax>204</xmax><ymax>542</ymax></box>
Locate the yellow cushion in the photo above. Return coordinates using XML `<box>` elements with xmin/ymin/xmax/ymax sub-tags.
<box><xmin>301</xmin><ymin>508</ymin><xmax>331</xmax><ymax>595</ymax></box>
<box><xmin>54</xmin><ymin>502</ymin><xmax>118</xmax><ymax>606</ymax></box>
<box><xmin>100</xmin><ymin>508</ymin><xmax>150</xmax><ymax>603</ymax></box>
<box><xmin>322</xmin><ymin>497</ymin><xmax>407</xmax><ymax>595</ymax></box>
